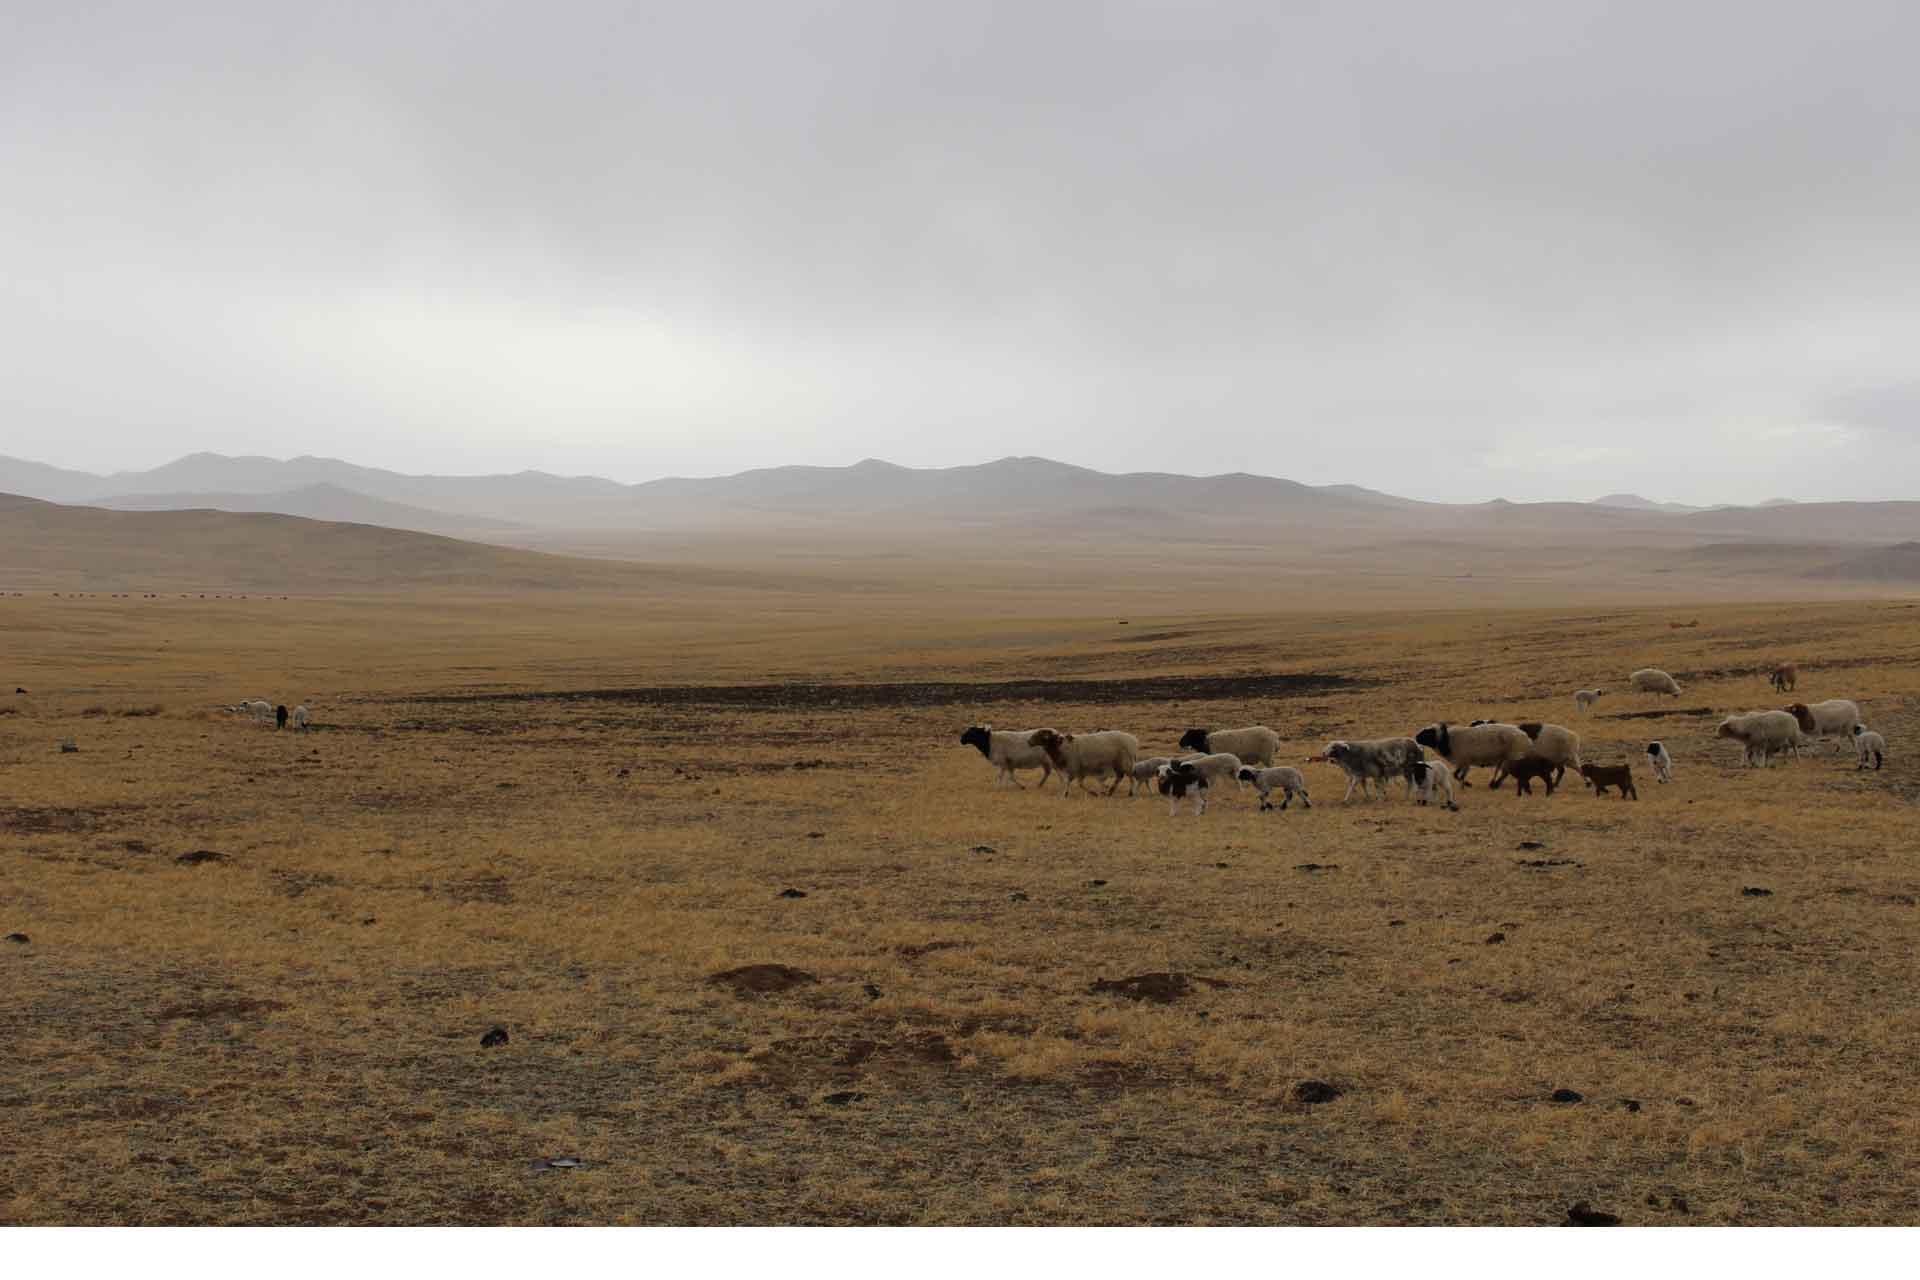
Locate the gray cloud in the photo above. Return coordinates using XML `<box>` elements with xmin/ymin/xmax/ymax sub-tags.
<box><xmin>4</xmin><ymin>1</ymin><xmax>1920</xmax><ymax>502</ymax></box>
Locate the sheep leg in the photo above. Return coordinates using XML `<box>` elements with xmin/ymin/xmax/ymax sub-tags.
<box><xmin>1453</xmin><ymin>764</ymin><xmax>1472</xmax><ymax>787</ymax></box>
<box><xmin>1298</xmin><ymin>793</ymin><xmax>1310</xmax><ymax>809</ymax></box>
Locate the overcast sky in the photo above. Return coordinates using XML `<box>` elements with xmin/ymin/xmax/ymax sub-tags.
<box><xmin>4</xmin><ymin>1</ymin><xmax>1919</xmax><ymax>503</ymax></box>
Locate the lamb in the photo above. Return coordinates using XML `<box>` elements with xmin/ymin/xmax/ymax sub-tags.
<box><xmin>291</xmin><ymin>704</ymin><xmax>311</xmax><ymax>732</ymax></box>
<box><xmin>1237</xmin><ymin>765</ymin><xmax>1311</xmax><ymax>811</ymax></box>
<box><xmin>1413</xmin><ymin>721</ymin><xmax>1532</xmax><ymax>788</ymax></box>
<box><xmin>1769</xmin><ymin>661</ymin><xmax>1798</xmax><ymax>692</ymax></box>
<box><xmin>1492</xmin><ymin>722</ymin><xmax>1582</xmax><ymax>788</ymax></box>
<box><xmin>1629</xmin><ymin>668</ymin><xmax>1683</xmax><ymax>697</ymax></box>
<box><xmin>1716</xmin><ymin>710</ymin><xmax>1805</xmax><ymax>767</ymax></box>
<box><xmin>1852</xmin><ymin>724</ymin><xmax>1887</xmax><ymax>771</ymax></box>
<box><xmin>960</xmin><ymin>725</ymin><xmax>1058</xmax><ymax>789</ymax></box>
<box><xmin>1405</xmin><ymin>759</ymin><xmax>1458</xmax><ymax>810</ymax></box>
<box><xmin>244</xmin><ymin>699</ymin><xmax>274</xmax><ymax>724</ymax></box>
<box><xmin>1784</xmin><ymin>700</ymin><xmax>1863</xmax><ymax>751</ymax></box>
<box><xmin>1504</xmin><ymin>756</ymin><xmax>1559</xmax><ymax>796</ymax></box>
<box><xmin>1028</xmin><ymin>729</ymin><xmax>1140</xmax><ymax>797</ymax></box>
<box><xmin>1573</xmin><ymin>688</ymin><xmax>1606</xmax><ymax>714</ymax></box>
<box><xmin>1156</xmin><ymin>760</ymin><xmax>1208</xmax><ymax>816</ymax></box>
<box><xmin>1174</xmin><ymin>751</ymin><xmax>1245</xmax><ymax>791</ymax></box>
<box><xmin>1579</xmin><ymin>762</ymin><xmax>1638</xmax><ymax>800</ymax></box>
<box><xmin>1313</xmin><ymin>737</ymin><xmax>1424</xmax><ymax>802</ymax></box>
<box><xmin>1128</xmin><ymin>756</ymin><xmax>1174</xmax><ymax>796</ymax></box>
<box><xmin>1646</xmin><ymin>741</ymin><xmax>1673</xmax><ymax>783</ymax></box>
<box><xmin>1177</xmin><ymin>726</ymin><xmax>1280</xmax><ymax>768</ymax></box>
<box><xmin>275</xmin><ymin>703</ymin><xmax>289</xmax><ymax>731</ymax></box>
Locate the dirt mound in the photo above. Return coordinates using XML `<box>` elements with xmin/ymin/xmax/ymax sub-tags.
<box><xmin>1089</xmin><ymin>972</ymin><xmax>1233</xmax><ymax>1003</ymax></box>
<box><xmin>709</xmin><ymin>963</ymin><xmax>818</xmax><ymax>995</ymax></box>
<box><xmin>413</xmin><ymin>670</ymin><xmax>1371</xmax><ymax>711</ymax></box>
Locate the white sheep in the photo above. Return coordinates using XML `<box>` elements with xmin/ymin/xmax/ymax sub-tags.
<box><xmin>245</xmin><ymin>699</ymin><xmax>274</xmax><ymax>725</ymax></box>
<box><xmin>1630</xmin><ymin>668</ymin><xmax>1683</xmax><ymax>697</ymax></box>
<box><xmin>1573</xmin><ymin>689</ymin><xmax>1605</xmax><ymax>714</ymax></box>
<box><xmin>291</xmin><ymin>704</ymin><xmax>311</xmax><ymax>732</ymax></box>
<box><xmin>1128</xmin><ymin>756</ymin><xmax>1174</xmax><ymax>796</ymax></box>
<box><xmin>1174</xmin><ymin>751</ymin><xmax>1244</xmax><ymax>791</ymax></box>
<box><xmin>1414</xmin><ymin>722</ymin><xmax>1532</xmax><ymax>788</ymax></box>
<box><xmin>1236</xmin><ymin>765</ymin><xmax>1311</xmax><ymax>811</ymax></box>
<box><xmin>1177</xmin><ymin>726</ymin><xmax>1280</xmax><ymax>768</ymax></box>
<box><xmin>1645</xmin><ymin>740</ymin><xmax>1674</xmax><ymax>783</ymax></box>
<box><xmin>1852</xmin><ymin>724</ymin><xmax>1887</xmax><ymax>771</ymax></box>
<box><xmin>959</xmin><ymin>724</ymin><xmax>1057</xmax><ymax>789</ymax></box>
<box><xmin>1784</xmin><ymin>700</ymin><xmax>1863</xmax><ymax>751</ymax></box>
<box><xmin>1491</xmin><ymin>722</ymin><xmax>1583</xmax><ymax>789</ymax></box>
<box><xmin>1155</xmin><ymin>760</ymin><xmax>1209</xmax><ymax>815</ymax></box>
<box><xmin>1406</xmin><ymin>759</ymin><xmax>1458</xmax><ymax>809</ymax></box>
<box><xmin>1716</xmin><ymin>710</ymin><xmax>1804</xmax><ymax>767</ymax></box>
<box><xmin>1028</xmin><ymin>729</ymin><xmax>1140</xmax><ymax>797</ymax></box>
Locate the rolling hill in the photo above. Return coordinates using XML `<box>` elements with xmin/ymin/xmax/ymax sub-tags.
<box><xmin>94</xmin><ymin>483</ymin><xmax>526</xmax><ymax>538</ymax></box>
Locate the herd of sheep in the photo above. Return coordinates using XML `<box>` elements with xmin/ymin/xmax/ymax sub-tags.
<box><xmin>961</xmin><ymin>664</ymin><xmax>1890</xmax><ymax>815</ymax></box>
<box><xmin>222</xmin><ymin>698</ymin><xmax>311</xmax><ymax>732</ymax></box>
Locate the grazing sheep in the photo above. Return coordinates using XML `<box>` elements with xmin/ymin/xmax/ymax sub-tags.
<box><xmin>1028</xmin><ymin>729</ymin><xmax>1140</xmax><ymax>797</ymax></box>
<box><xmin>1314</xmin><ymin>737</ymin><xmax>1424</xmax><ymax>802</ymax></box>
<box><xmin>1784</xmin><ymin>700</ymin><xmax>1863</xmax><ymax>751</ymax></box>
<box><xmin>1504</xmin><ymin>756</ymin><xmax>1559</xmax><ymax>796</ymax></box>
<box><xmin>245</xmin><ymin>699</ymin><xmax>274</xmax><ymax>724</ymax></box>
<box><xmin>1579</xmin><ymin>762</ymin><xmax>1638</xmax><ymax>800</ymax></box>
<box><xmin>1174</xmin><ymin>751</ymin><xmax>1245</xmax><ymax>791</ymax></box>
<box><xmin>1646</xmin><ymin>741</ymin><xmax>1674</xmax><ymax>783</ymax></box>
<box><xmin>959</xmin><ymin>724</ymin><xmax>1057</xmax><ymax>789</ymax></box>
<box><xmin>1573</xmin><ymin>689</ymin><xmax>1605</xmax><ymax>714</ymax></box>
<box><xmin>1629</xmin><ymin>668</ymin><xmax>1683</xmax><ymax>697</ymax></box>
<box><xmin>1769</xmin><ymin>661</ymin><xmax>1798</xmax><ymax>692</ymax></box>
<box><xmin>1237</xmin><ymin>765</ymin><xmax>1311</xmax><ymax>811</ymax></box>
<box><xmin>1405</xmin><ymin>759</ymin><xmax>1458</xmax><ymax>810</ymax></box>
<box><xmin>1128</xmin><ymin>756</ymin><xmax>1174</xmax><ymax>796</ymax></box>
<box><xmin>1716</xmin><ymin>710</ymin><xmax>1805</xmax><ymax>767</ymax></box>
<box><xmin>1156</xmin><ymin>760</ymin><xmax>1208</xmax><ymax>816</ymax></box>
<box><xmin>1177</xmin><ymin>726</ymin><xmax>1280</xmax><ymax>768</ymax></box>
<box><xmin>1490</xmin><ymin>722</ymin><xmax>1582</xmax><ymax>788</ymax></box>
<box><xmin>275</xmin><ymin>704</ymin><xmax>289</xmax><ymax>731</ymax></box>
<box><xmin>1414</xmin><ymin>721</ymin><xmax>1532</xmax><ymax>788</ymax></box>
<box><xmin>291</xmin><ymin>704</ymin><xmax>311</xmax><ymax>732</ymax></box>
<box><xmin>1852</xmin><ymin>724</ymin><xmax>1887</xmax><ymax>771</ymax></box>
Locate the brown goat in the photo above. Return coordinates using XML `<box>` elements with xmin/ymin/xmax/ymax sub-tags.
<box><xmin>1579</xmin><ymin>762</ymin><xmax>1638</xmax><ymax>800</ymax></box>
<box><xmin>1504</xmin><ymin>756</ymin><xmax>1559</xmax><ymax>796</ymax></box>
<box><xmin>1769</xmin><ymin>661</ymin><xmax>1798</xmax><ymax>692</ymax></box>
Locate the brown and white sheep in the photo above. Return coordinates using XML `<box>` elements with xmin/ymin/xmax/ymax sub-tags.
<box><xmin>1784</xmin><ymin>700</ymin><xmax>1862</xmax><ymax>751</ymax></box>
<box><xmin>1028</xmin><ymin>729</ymin><xmax>1140</xmax><ymax>796</ymax></box>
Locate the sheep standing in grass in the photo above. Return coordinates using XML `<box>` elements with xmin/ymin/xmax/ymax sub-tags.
<box><xmin>1156</xmin><ymin>760</ymin><xmax>1209</xmax><ymax>815</ymax></box>
<box><xmin>1414</xmin><ymin>721</ymin><xmax>1532</xmax><ymax>788</ymax></box>
<box><xmin>1312</xmin><ymin>738</ymin><xmax>1424</xmax><ymax>802</ymax></box>
<box><xmin>1174</xmin><ymin>752</ymin><xmax>1245</xmax><ymax>793</ymax></box>
<box><xmin>1717</xmin><ymin>710</ymin><xmax>1804</xmax><ymax>767</ymax></box>
<box><xmin>1405</xmin><ymin>759</ymin><xmax>1458</xmax><ymax>809</ymax></box>
<box><xmin>1177</xmin><ymin>726</ymin><xmax>1280</xmax><ymax>768</ymax></box>
<box><xmin>1490</xmin><ymin>722</ymin><xmax>1582</xmax><ymax>789</ymax></box>
<box><xmin>1630</xmin><ymin>668</ymin><xmax>1683</xmax><ymax>697</ymax></box>
<box><xmin>1128</xmin><ymin>756</ymin><xmax>1174</xmax><ymax>796</ymax></box>
<box><xmin>1028</xmin><ymin>729</ymin><xmax>1140</xmax><ymax>797</ymax></box>
<box><xmin>1852</xmin><ymin>724</ymin><xmax>1887</xmax><ymax>770</ymax></box>
<box><xmin>1504</xmin><ymin>757</ymin><xmax>1559</xmax><ymax>796</ymax></box>
<box><xmin>1769</xmin><ymin>661</ymin><xmax>1798</xmax><ymax>692</ymax></box>
<box><xmin>1646</xmin><ymin>741</ymin><xmax>1674</xmax><ymax>783</ymax></box>
<box><xmin>1579</xmin><ymin>762</ymin><xmax>1638</xmax><ymax>800</ymax></box>
<box><xmin>245</xmin><ymin>699</ymin><xmax>274</xmax><ymax>725</ymax></box>
<box><xmin>959</xmin><ymin>724</ymin><xmax>1057</xmax><ymax>789</ymax></box>
<box><xmin>1573</xmin><ymin>689</ymin><xmax>1605</xmax><ymax>714</ymax></box>
<box><xmin>1237</xmin><ymin>765</ymin><xmax>1311</xmax><ymax>811</ymax></box>
<box><xmin>1784</xmin><ymin>700</ymin><xmax>1863</xmax><ymax>752</ymax></box>
<box><xmin>291</xmin><ymin>704</ymin><xmax>311</xmax><ymax>732</ymax></box>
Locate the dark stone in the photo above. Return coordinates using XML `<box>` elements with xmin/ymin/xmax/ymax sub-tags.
<box><xmin>1293</xmin><ymin>1080</ymin><xmax>1342</xmax><ymax>1105</ymax></box>
<box><xmin>1567</xmin><ymin>1202</ymin><xmax>1620</xmax><ymax>1226</ymax></box>
<box><xmin>1293</xmin><ymin>863</ymin><xmax>1339</xmax><ymax>872</ymax></box>
<box><xmin>806</xmin><ymin>832</ymin><xmax>825</xmax><ymax>839</ymax></box>
<box><xmin>480</xmin><ymin>1026</ymin><xmax>509</xmax><ymax>1048</ymax></box>
<box><xmin>1621</xmin><ymin>1098</ymin><xmax>1642</xmax><ymax>1113</ymax></box>
<box><xmin>5</xmin><ymin>932</ymin><xmax>27</xmax><ymax>944</ymax></box>
<box><xmin>528</xmin><ymin>1156</ymin><xmax>587</xmax><ymax>1171</ymax></box>
<box><xmin>1485</xmin><ymin>932</ymin><xmax>1507</xmax><ymax>945</ymax></box>
<box><xmin>821</xmin><ymin>1090</ymin><xmax>865</xmax><ymax>1106</ymax></box>
<box><xmin>777</xmin><ymin>888</ymin><xmax>807</xmax><ymax>899</ymax></box>
<box><xmin>1551</xmin><ymin>1088</ymin><xmax>1584</xmax><ymax>1104</ymax></box>
<box><xmin>1741</xmin><ymin>886</ymin><xmax>1773</xmax><ymax>897</ymax></box>
<box><xmin>1387</xmin><ymin>919</ymin><xmax>1406</xmax><ymax>927</ymax></box>
<box><xmin>1670</xmin><ymin>1197</ymin><xmax>1689</xmax><ymax>1215</ymax></box>
<box><xmin>1517</xmin><ymin>840</ymin><xmax>1546</xmax><ymax>850</ymax></box>
<box><xmin>862</xmin><ymin>983</ymin><xmax>882</xmax><ymax>1001</ymax></box>
<box><xmin>1008</xmin><ymin>891</ymin><xmax>1029</xmax><ymax>902</ymax></box>
<box><xmin>970</xmin><ymin>845</ymin><xmax>996</xmax><ymax>855</ymax></box>
<box><xmin>1088</xmin><ymin>879</ymin><xmax>1107</xmax><ymax>888</ymax></box>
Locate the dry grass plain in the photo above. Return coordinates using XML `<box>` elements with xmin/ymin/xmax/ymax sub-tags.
<box><xmin>5</xmin><ymin>581</ymin><xmax>1920</xmax><ymax>1225</ymax></box>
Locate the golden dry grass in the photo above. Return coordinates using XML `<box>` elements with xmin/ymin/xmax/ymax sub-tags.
<box><xmin>4</xmin><ymin>587</ymin><xmax>1920</xmax><ymax>1225</ymax></box>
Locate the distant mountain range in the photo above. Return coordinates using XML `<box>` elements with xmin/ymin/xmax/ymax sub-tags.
<box><xmin>0</xmin><ymin>451</ymin><xmax>1913</xmax><ymax>543</ymax></box>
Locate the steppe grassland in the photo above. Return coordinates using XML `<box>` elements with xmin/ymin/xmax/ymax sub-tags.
<box><xmin>4</xmin><ymin>586</ymin><xmax>1920</xmax><ymax>1225</ymax></box>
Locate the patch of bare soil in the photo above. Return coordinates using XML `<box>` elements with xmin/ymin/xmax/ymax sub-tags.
<box><xmin>708</xmin><ymin>963</ymin><xmax>818</xmax><ymax>995</ymax></box>
<box><xmin>155</xmin><ymin>998</ymin><xmax>287</xmax><ymax>1021</ymax></box>
<box><xmin>0</xmin><ymin>806</ymin><xmax>142</xmax><ymax>835</ymax></box>
<box><xmin>411</xmin><ymin>671</ymin><xmax>1371</xmax><ymax>710</ymax></box>
<box><xmin>1601</xmin><ymin>706</ymin><xmax>1718</xmax><ymax>721</ymax></box>
<box><xmin>1088</xmin><ymin>972</ymin><xmax>1233</xmax><ymax>1003</ymax></box>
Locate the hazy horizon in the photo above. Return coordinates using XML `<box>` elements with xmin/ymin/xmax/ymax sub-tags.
<box><xmin>6</xmin><ymin>2</ymin><xmax>1920</xmax><ymax>505</ymax></box>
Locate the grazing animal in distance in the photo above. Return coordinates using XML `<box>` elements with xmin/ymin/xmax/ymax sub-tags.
<box><xmin>1629</xmin><ymin>668</ymin><xmax>1683</xmax><ymax>697</ymax></box>
<box><xmin>1852</xmin><ymin>724</ymin><xmax>1887</xmax><ymax>771</ymax></box>
<box><xmin>275</xmin><ymin>704</ymin><xmax>289</xmax><ymax>731</ymax></box>
<box><xmin>1717</xmin><ymin>710</ymin><xmax>1804</xmax><ymax>767</ymax></box>
<box><xmin>1177</xmin><ymin>726</ymin><xmax>1280</xmax><ymax>768</ymax></box>
<box><xmin>959</xmin><ymin>724</ymin><xmax>1056</xmax><ymax>789</ymax></box>
<box><xmin>1503</xmin><ymin>756</ymin><xmax>1559</xmax><ymax>796</ymax></box>
<box><xmin>1769</xmin><ymin>661</ymin><xmax>1798</xmax><ymax>692</ymax></box>
<box><xmin>1646</xmin><ymin>741</ymin><xmax>1673</xmax><ymax>783</ymax></box>
<box><xmin>1579</xmin><ymin>762</ymin><xmax>1638</xmax><ymax>800</ymax></box>
<box><xmin>291</xmin><ymin>704</ymin><xmax>311</xmax><ymax>732</ymax></box>
<box><xmin>1237</xmin><ymin>765</ymin><xmax>1311</xmax><ymax>811</ymax></box>
<box><xmin>1573</xmin><ymin>689</ymin><xmax>1605</xmax><ymax>714</ymax></box>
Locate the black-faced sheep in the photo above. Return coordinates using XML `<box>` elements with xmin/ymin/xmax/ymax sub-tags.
<box><xmin>1716</xmin><ymin>710</ymin><xmax>1804</xmax><ymax>767</ymax></box>
<box><xmin>1629</xmin><ymin>668</ymin><xmax>1683</xmax><ymax>697</ymax></box>
<box><xmin>1028</xmin><ymin>729</ymin><xmax>1140</xmax><ymax>797</ymax></box>
<box><xmin>1646</xmin><ymin>741</ymin><xmax>1673</xmax><ymax>783</ymax></box>
<box><xmin>1156</xmin><ymin>760</ymin><xmax>1208</xmax><ymax>815</ymax></box>
<box><xmin>960</xmin><ymin>724</ymin><xmax>1056</xmax><ymax>789</ymax></box>
<box><xmin>1852</xmin><ymin>724</ymin><xmax>1887</xmax><ymax>771</ymax></box>
<box><xmin>1414</xmin><ymin>721</ymin><xmax>1532</xmax><ymax>788</ymax></box>
<box><xmin>1405</xmin><ymin>759</ymin><xmax>1458</xmax><ymax>810</ymax></box>
<box><xmin>1579</xmin><ymin>762</ymin><xmax>1637</xmax><ymax>800</ymax></box>
<box><xmin>1177</xmin><ymin>726</ymin><xmax>1280</xmax><ymax>768</ymax></box>
<box><xmin>1237</xmin><ymin>765</ymin><xmax>1311</xmax><ymax>811</ymax></box>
